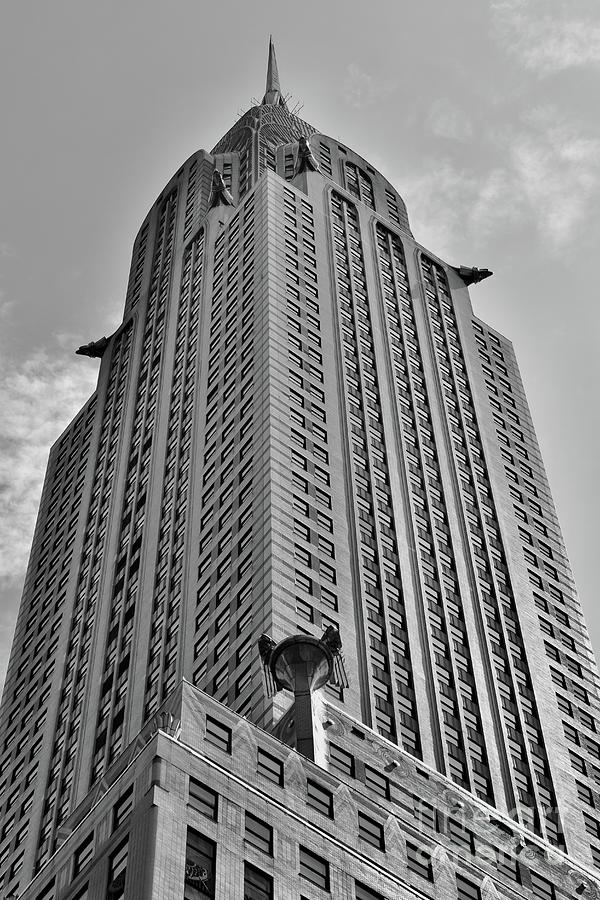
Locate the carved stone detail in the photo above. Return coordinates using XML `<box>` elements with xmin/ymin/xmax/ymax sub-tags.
<box><xmin>232</xmin><ymin>717</ymin><xmax>258</xmax><ymax>766</ymax></box>
<box><xmin>322</xmin><ymin>709</ymin><xmax>346</xmax><ymax>737</ymax></box>
<box><xmin>295</xmin><ymin>135</ymin><xmax>319</xmax><ymax>174</ymax></box>
<box><xmin>384</xmin><ymin>815</ymin><xmax>406</xmax><ymax>869</ymax></box>
<box><xmin>363</xmin><ymin>734</ymin><xmax>413</xmax><ymax>778</ymax></box>
<box><xmin>455</xmin><ymin>265</ymin><xmax>493</xmax><ymax>285</ymax></box>
<box><xmin>284</xmin><ymin>749</ymin><xmax>307</xmax><ymax>795</ymax></box>
<box><xmin>481</xmin><ymin>875</ymin><xmax>500</xmax><ymax>899</ymax></box>
<box><xmin>208</xmin><ymin>170</ymin><xmax>234</xmax><ymax>209</ymax></box>
<box><xmin>334</xmin><ymin>783</ymin><xmax>358</xmax><ymax>836</ymax></box>
<box><xmin>76</xmin><ymin>336</ymin><xmax>109</xmax><ymax>358</ymax></box>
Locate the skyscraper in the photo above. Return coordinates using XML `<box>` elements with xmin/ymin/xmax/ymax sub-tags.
<box><xmin>1</xmin><ymin>39</ymin><xmax>599</xmax><ymax>900</ymax></box>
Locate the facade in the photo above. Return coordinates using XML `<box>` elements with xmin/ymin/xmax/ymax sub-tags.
<box><xmin>1</xmin><ymin>40</ymin><xmax>599</xmax><ymax>900</ymax></box>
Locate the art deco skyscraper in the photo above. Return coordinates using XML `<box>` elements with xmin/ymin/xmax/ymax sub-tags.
<box><xmin>1</xmin><ymin>41</ymin><xmax>600</xmax><ymax>900</ymax></box>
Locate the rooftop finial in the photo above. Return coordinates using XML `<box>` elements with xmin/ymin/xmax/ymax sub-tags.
<box><xmin>262</xmin><ymin>36</ymin><xmax>287</xmax><ymax>107</ymax></box>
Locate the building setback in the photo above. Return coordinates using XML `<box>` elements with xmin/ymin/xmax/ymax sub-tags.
<box><xmin>1</xmin><ymin>40</ymin><xmax>599</xmax><ymax>900</ymax></box>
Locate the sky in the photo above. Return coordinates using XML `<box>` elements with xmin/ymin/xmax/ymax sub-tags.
<box><xmin>0</xmin><ymin>0</ymin><xmax>599</xmax><ymax>694</ymax></box>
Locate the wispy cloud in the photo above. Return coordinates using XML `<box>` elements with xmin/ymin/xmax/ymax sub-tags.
<box><xmin>342</xmin><ymin>63</ymin><xmax>395</xmax><ymax>108</ymax></box>
<box><xmin>492</xmin><ymin>0</ymin><xmax>600</xmax><ymax>74</ymax></box>
<box><xmin>0</xmin><ymin>349</ymin><xmax>98</xmax><ymax>586</ymax></box>
<box><xmin>428</xmin><ymin>99</ymin><xmax>473</xmax><ymax>142</ymax></box>
<box><xmin>511</xmin><ymin>106</ymin><xmax>600</xmax><ymax>245</ymax></box>
<box><xmin>400</xmin><ymin>105</ymin><xmax>600</xmax><ymax>256</ymax></box>
<box><xmin>0</xmin><ymin>242</ymin><xmax>17</xmax><ymax>259</ymax></box>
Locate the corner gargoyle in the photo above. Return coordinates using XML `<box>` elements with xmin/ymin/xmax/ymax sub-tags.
<box><xmin>76</xmin><ymin>337</ymin><xmax>109</xmax><ymax>358</ymax></box>
<box><xmin>209</xmin><ymin>170</ymin><xmax>234</xmax><ymax>209</ymax></box>
<box><xmin>295</xmin><ymin>135</ymin><xmax>319</xmax><ymax>174</ymax></box>
<box><xmin>455</xmin><ymin>266</ymin><xmax>493</xmax><ymax>285</ymax></box>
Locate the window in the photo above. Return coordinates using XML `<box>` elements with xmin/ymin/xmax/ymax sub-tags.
<box><xmin>71</xmin><ymin>886</ymin><xmax>89</xmax><ymax>900</ymax></box>
<box><xmin>406</xmin><ymin>841</ymin><xmax>433</xmax><ymax>881</ymax></box>
<box><xmin>245</xmin><ymin>812</ymin><xmax>273</xmax><ymax>855</ymax></box>
<box><xmin>35</xmin><ymin>880</ymin><xmax>56</xmax><ymax>900</ymax></box>
<box><xmin>529</xmin><ymin>871</ymin><xmax>555</xmax><ymax>900</ymax></box>
<box><xmin>189</xmin><ymin>777</ymin><xmax>218</xmax><ymax>820</ymax></box>
<box><xmin>257</xmin><ymin>749</ymin><xmax>283</xmax><ymax>786</ymax></box>
<box><xmin>244</xmin><ymin>862</ymin><xmax>273</xmax><ymax>900</ymax></box>
<box><xmin>364</xmin><ymin>766</ymin><xmax>390</xmax><ymax>799</ymax></box>
<box><xmin>329</xmin><ymin>743</ymin><xmax>354</xmax><ymax>777</ymax></box>
<box><xmin>299</xmin><ymin>846</ymin><xmax>330</xmax><ymax>891</ymax></box>
<box><xmin>113</xmin><ymin>786</ymin><xmax>133</xmax><ymax>830</ymax></box>
<box><xmin>307</xmin><ymin>779</ymin><xmax>333</xmax><ymax>817</ymax></box>
<box><xmin>414</xmin><ymin>799</ymin><xmax>435</xmax><ymax>830</ymax></box>
<box><xmin>584</xmin><ymin>813</ymin><xmax>600</xmax><ymax>839</ymax></box>
<box><xmin>185</xmin><ymin>828</ymin><xmax>216</xmax><ymax>898</ymax></box>
<box><xmin>456</xmin><ymin>873</ymin><xmax>481</xmax><ymax>900</ymax></box>
<box><xmin>447</xmin><ymin>817</ymin><xmax>474</xmax><ymax>852</ymax></box>
<box><xmin>495</xmin><ymin>848</ymin><xmax>521</xmax><ymax>883</ymax></box>
<box><xmin>358</xmin><ymin>811</ymin><xmax>385</xmax><ymax>850</ymax></box>
<box><xmin>355</xmin><ymin>882</ymin><xmax>385</xmax><ymax>900</ymax></box>
<box><xmin>577</xmin><ymin>782</ymin><xmax>595</xmax><ymax>807</ymax></box>
<box><xmin>73</xmin><ymin>833</ymin><xmax>94</xmax><ymax>876</ymax></box>
<box><xmin>205</xmin><ymin>716</ymin><xmax>231</xmax><ymax>753</ymax></box>
<box><xmin>107</xmin><ymin>839</ymin><xmax>128</xmax><ymax>900</ymax></box>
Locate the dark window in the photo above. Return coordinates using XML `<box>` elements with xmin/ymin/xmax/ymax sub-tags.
<box><xmin>35</xmin><ymin>881</ymin><xmax>56</xmax><ymax>900</ymax></box>
<box><xmin>364</xmin><ymin>765</ymin><xmax>390</xmax><ymax>799</ymax></box>
<box><xmin>584</xmin><ymin>813</ymin><xmax>600</xmax><ymax>839</ymax></box>
<box><xmin>73</xmin><ymin>833</ymin><xmax>94</xmax><ymax>876</ymax></box>
<box><xmin>245</xmin><ymin>812</ymin><xmax>273</xmax><ymax>855</ymax></box>
<box><xmin>71</xmin><ymin>886</ymin><xmax>89</xmax><ymax>900</ymax></box>
<box><xmin>107</xmin><ymin>839</ymin><xmax>128</xmax><ymax>900</ymax></box>
<box><xmin>189</xmin><ymin>777</ymin><xmax>218</xmax><ymax>820</ymax></box>
<box><xmin>456</xmin><ymin>873</ymin><xmax>481</xmax><ymax>900</ymax></box>
<box><xmin>185</xmin><ymin>828</ymin><xmax>216</xmax><ymax>899</ymax></box>
<box><xmin>495</xmin><ymin>848</ymin><xmax>521</xmax><ymax>882</ymax></box>
<box><xmin>355</xmin><ymin>882</ymin><xmax>385</xmax><ymax>900</ymax></box>
<box><xmin>112</xmin><ymin>786</ymin><xmax>133</xmax><ymax>830</ymax></box>
<box><xmin>257</xmin><ymin>749</ymin><xmax>283</xmax><ymax>786</ymax></box>
<box><xmin>414</xmin><ymin>799</ymin><xmax>435</xmax><ymax>830</ymax></box>
<box><xmin>299</xmin><ymin>846</ymin><xmax>330</xmax><ymax>891</ymax></box>
<box><xmin>244</xmin><ymin>862</ymin><xmax>273</xmax><ymax>900</ymax></box>
<box><xmin>447</xmin><ymin>817</ymin><xmax>474</xmax><ymax>852</ymax></box>
<box><xmin>205</xmin><ymin>716</ymin><xmax>231</xmax><ymax>754</ymax></box>
<box><xmin>329</xmin><ymin>743</ymin><xmax>354</xmax><ymax>777</ymax></box>
<box><xmin>406</xmin><ymin>841</ymin><xmax>433</xmax><ymax>881</ymax></box>
<box><xmin>358</xmin><ymin>811</ymin><xmax>385</xmax><ymax>850</ymax></box>
<box><xmin>307</xmin><ymin>779</ymin><xmax>333</xmax><ymax>817</ymax></box>
<box><xmin>530</xmin><ymin>871</ymin><xmax>555</xmax><ymax>900</ymax></box>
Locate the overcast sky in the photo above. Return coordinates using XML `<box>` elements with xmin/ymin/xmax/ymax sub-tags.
<box><xmin>1</xmin><ymin>0</ymin><xmax>599</xmax><ymax>694</ymax></box>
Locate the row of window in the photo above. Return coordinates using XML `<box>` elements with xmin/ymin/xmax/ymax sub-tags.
<box><xmin>143</xmin><ymin>226</ymin><xmax>205</xmax><ymax>719</ymax></box>
<box><xmin>376</xmin><ymin>223</ymin><xmax>494</xmax><ymax>800</ymax></box>
<box><xmin>192</xmin><ymin>194</ymin><xmax>258</xmax><ymax>717</ymax></box>
<box><xmin>475</xmin><ymin>319</ymin><xmax>600</xmax><ymax>866</ymax></box>
<box><xmin>423</xmin><ymin>258</ymin><xmax>562</xmax><ymax>846</ymax></box>
<box><xmin>282</xmin><ymin>186</ymin><xmax>343</xmax><ymax>651</ymax></box>
<box><xmin>92</xmin><ymin>188</ymin><xmax>180</xmax><ymax>786</ymax></box>
<box><xmin>331</xmin><ymin>191</ymin><xmax>420</xmax><ymax>749</ymax></box>
<box><xmin>34</xmin><ymin>318</ymin><xmax>135</xmax><ymax>876</ymax></box>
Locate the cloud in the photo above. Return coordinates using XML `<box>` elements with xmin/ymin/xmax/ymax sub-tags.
<box><xmin>428</xmin><ymin>99</ymin><xmax>473</xmax><ymax>142</ymax></box>
<box><xmin>492</xmin><ymin>0</ymin><xmax>600</xmax><ymax>74</ymax></box>
<box><xmin>0</xmin><ymin>348</ymin><xmax>98</xmax><ymax>586</ymax></box>
<box><xmin>0</xmin><ymin>242</ymin><xmax>17</xmax><ymax>259</ymax></box>
<box><xmin>343</xmin><ymin>63</ymin><xmax>395</xmax><ymax>108</ymax></box>
<box><xmin>399</xmin><ymin>106</ymin><xmax>600</xmax><ymax>256</ymax></box>
<box><xmin>401</xmin><ymin>163</ymin><xmax>515</xmax><ymax>258</ymax></box>
<box><xmin>510</xmin><ymin>108</ymin><xmax>600</xmax><ymax>245</ymax></box>
<box><xmin>0</xmin><ymin>295</ymin><xmax>15</xmax><ymax>321</ymax></box>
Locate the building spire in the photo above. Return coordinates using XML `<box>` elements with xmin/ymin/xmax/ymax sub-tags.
<box><xmin>262</xmin><ymin>36</ymin><xmax>287</xmax><ymax>107</ymax></box>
